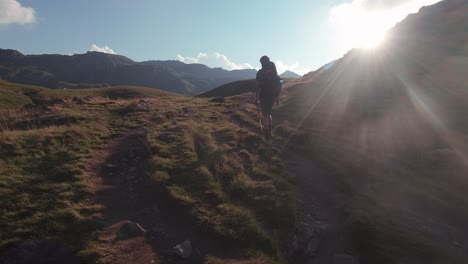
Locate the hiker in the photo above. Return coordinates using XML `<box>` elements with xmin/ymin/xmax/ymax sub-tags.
<box><xmin>255</xmin><ymin>55</ymin><xmax>282</xmax><ymax>139</ymax></box>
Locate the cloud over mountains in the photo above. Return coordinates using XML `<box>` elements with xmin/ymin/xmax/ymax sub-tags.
<box><xmin>89</xmin><ymin>44</ymin><xmax>117</xmax><ymax>55</ymax></box>
<box><xmin>0</xmin><ymin>0</ymin><xmax>36</xmax><ymax>25</ymax></box>
<box><xmin>177</xmin><ymin>52</ymin><xmax>253</xmax><ymax>71</ymax></box>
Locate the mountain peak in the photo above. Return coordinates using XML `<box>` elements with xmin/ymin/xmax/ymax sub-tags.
<box><xmin>280</xmin><ymin>70</ymin><xmax>301</xmax><ymax>79</ymax></box>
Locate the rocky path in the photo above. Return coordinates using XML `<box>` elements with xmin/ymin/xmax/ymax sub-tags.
<box><xmin>281</xmin><ymin>150</ymin><xmax>355</xmax><ymax>264</ymax></box>
<box><xmin>85</xmin><ymin>130</ymin><xmax>159</xmax><ymax>263</ymax></box>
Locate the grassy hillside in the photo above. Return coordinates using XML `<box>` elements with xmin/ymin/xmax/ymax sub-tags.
<box><xmin>0</xmin><ymin>81</ymin><xmax>294</xmax><ymax>263</ymax></box>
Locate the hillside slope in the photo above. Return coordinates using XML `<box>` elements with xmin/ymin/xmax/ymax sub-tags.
<box><xmin>0</xmin><ymin>50</ymin><xmax>256</xmax><ymax>95</ymax></box>
<box><xmin>0</xmin><ymin>81</ymin><xmax>293</xmax><ymax>264</ymax></box>
<box><xmin>275</xmin><ymin>0</ymin><xmax>468</xmax><ymax>263</ymax></box>
<box><xmin>198</xmin><ymin>79</ymin><xmax>256</xmax><ymax>98</ymax></box>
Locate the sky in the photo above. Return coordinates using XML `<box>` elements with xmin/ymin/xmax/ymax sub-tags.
<box><xmin>0</xmin><ymin>0</ymin><xmax>441</xmax><ymax>75</ymax></box>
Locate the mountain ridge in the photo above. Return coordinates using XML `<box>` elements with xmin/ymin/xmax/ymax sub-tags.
<box><xmin>0</xmin><ymin>50</ymin><xmax>257</xmax><ymax>95</ymax></box>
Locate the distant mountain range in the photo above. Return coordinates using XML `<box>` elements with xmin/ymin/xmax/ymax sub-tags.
<box><xmin>280</xmin><ymin>70</ymin><xmax>301</xmax><ymax>79</ymax></box>
<box><xmin>0</xmin><ymin>50</ymin><xmax>257</xmax><ymax>95</ymax></box>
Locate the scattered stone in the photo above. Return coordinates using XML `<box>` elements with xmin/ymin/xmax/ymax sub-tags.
<box><xmin>165</xmin><ymin>112</ymin><xmax>174</xmax><ymax>119</ymax></box>
<box><xmin>173</xmin><ymin>240</ymin><xmax>192</xmax><ymax>259</ymax></box>
<box><xmin>43</xmin><ymin>106</ymin><xmax>53</xmax><ymax>112</ymax></box>
<box><xmin>209</xmin><ymin>97</ymin><xmax>225</xmax><ymax>103</ymax></box>
<box><xmin>50</xmin><ymin>98</ymin><xmax>66</xmax><ymax>105</ymax></box>
<box><xmin>288</xmin><ymin>225</ymin><xmax>324</xmax><ymax>261</ymax></box>
<box><xmin>72</xmin><ymin>97</ymin><xmax>86</xmax><ymax>104</ymax></box>
<box><xmin>115</xmin><ymin>221</ymin><xmax>147</xmax><ymax>241</ymax></box>
<box><xmin>333</xmin><ymin>254</ymin><xmax>360</xmax><ymax>264</ymax></box>
<box><xmin>104</xmin><ymin>163</ymin><xmax>119</xmax><ymax>169</ymax></box>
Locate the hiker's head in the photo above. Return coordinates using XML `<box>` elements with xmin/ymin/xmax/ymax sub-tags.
<box><xmin>260</xmin><ymin>55</ymin><xmax>270</xmax><ymax>67</ymax></box>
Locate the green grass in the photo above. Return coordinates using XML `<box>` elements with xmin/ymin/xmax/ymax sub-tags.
<box><xmin>0</xmin><ymin>125</ymin><xmax>106</xmax><ymax>260</ymax></box>
<box><xmin>0</xmin><ymin>81</ymin><xmax>295</xmax><ymax>263</ymax></box>
<box><xmin>0</xmin><ymin>81</ymin><xmax>44</xmax><ymax>109</ymax></box>
<box><xmin>145</xmin><ymin>107</ymin><xmax>294</xmax><ymax>261</ymax></box>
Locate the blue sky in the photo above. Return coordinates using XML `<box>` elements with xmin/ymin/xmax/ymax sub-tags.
<box><xmin>0</xmin><ymin>0</ymin><xmax>441</xmax><ymax>74</ymax></box>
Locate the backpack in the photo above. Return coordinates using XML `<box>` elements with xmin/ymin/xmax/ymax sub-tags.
<box><xmin>259</xmin><ymin>64</ymin><xmax>282</xmax><ymax>99</ymax></box>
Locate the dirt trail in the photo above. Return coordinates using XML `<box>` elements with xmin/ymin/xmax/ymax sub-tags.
<box><xmin>85</xmin><ymin>130</ymin><xmax>159</xmax><ymax>263</ymax></box>
<box><xmin>85</xmin><ymin>129</ymin><xmax>233</xmax><ymax>264</ymax></box>
<box><xmin>281</xmin><ymin>150</ymin><xmax>349</xmax><ymax>264</ymax></box>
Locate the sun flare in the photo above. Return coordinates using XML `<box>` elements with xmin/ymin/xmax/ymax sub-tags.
<box><xmin>329</xmin><ymin>0</ymin><xmax>438</xmax><ymax>52</ymax></box>
<box><xmin>330</xmin><ymin>0</ymin><xmax>443</xmax><ymax>52</ymax></box>
<box><xmin>352</xmin><ymin>20</ymin><xmax>388</xmax><ymax>49</ymax></box>
<box><xmin>331</xmin><ymin>5</ymin><xmax>392</xmax><ymax>50</ymax></box>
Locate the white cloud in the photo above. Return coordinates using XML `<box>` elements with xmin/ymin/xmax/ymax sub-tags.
<box><xmin>89</xmin><ymin>44</ymin><xmax>116</xmax><ymax>54</ymax></box>
<box><xmin>330</xmin><ymin>0</ymin><xmax>442</xmax><ymax>51</ymax></box>
<box><xmin>0</xmin><ymin>0</ymin><xmax>36</xmax><ymax>25</ymax></box>
<box><xmin>176</xmin><ymin>52</ymin><xmax>254</xmax><ymax>70</ymax></box>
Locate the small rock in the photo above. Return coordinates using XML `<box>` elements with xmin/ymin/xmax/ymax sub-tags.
<box><xmin>173</xmin><ymin>240</ymin><xmax>192</xmax><ymax>259</ymax></box>
<box><xmin>165</xmin><ymin>112</ymin><xmax>174</xmax><ymax>119</ymax></box>
<box><xmin>115</xmin><ymin>221</ymin><xmax>147</xmax><ymax>241</ymax></box>
<box><xmin>105</xmin><ymin>164</ymin><xmax>119</xmax><ymax>169</ymax></box>
<box><xmin>72</xmin><ymin>97</ymin><xmax>86</xmax><ymax>104</ymax></box>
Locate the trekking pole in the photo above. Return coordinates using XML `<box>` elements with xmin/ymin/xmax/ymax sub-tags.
<box><xmin>255</xmin><ymin>98</ymin><xmax>263</xmax><ymax>132</ymax></box>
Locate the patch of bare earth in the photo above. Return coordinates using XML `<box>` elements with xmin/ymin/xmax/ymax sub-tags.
<box><xmin>84</xmin><ymin>130</ymin><xmax>160</xmax><ymax>263</ymax></box>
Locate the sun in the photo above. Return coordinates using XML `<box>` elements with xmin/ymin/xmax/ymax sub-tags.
<box><xmin>338</xmin><ymin>11</ymin><xmax>390</xmax><ymax>50</ymax></box>
<box><xmin>355</xmin><ymin>22</ymin><xmax>388</xmax><ymax>49</ymax></box>
<box><xmin>331</xmin><ymin>3</ymin><xmax>395</xmax><ymax>51</ymax></box>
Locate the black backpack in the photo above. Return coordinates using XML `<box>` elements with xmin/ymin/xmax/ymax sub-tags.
<box><xmin>259</xmin><ymin>64</ymin><xmax>281</xmax><ymax>98</ymax></box>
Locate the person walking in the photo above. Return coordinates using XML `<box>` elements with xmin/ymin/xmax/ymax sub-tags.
<box><xmin>255</xmin><ymin>55</ymin><xmax>282</xmax><ymax>139</ymax></box>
